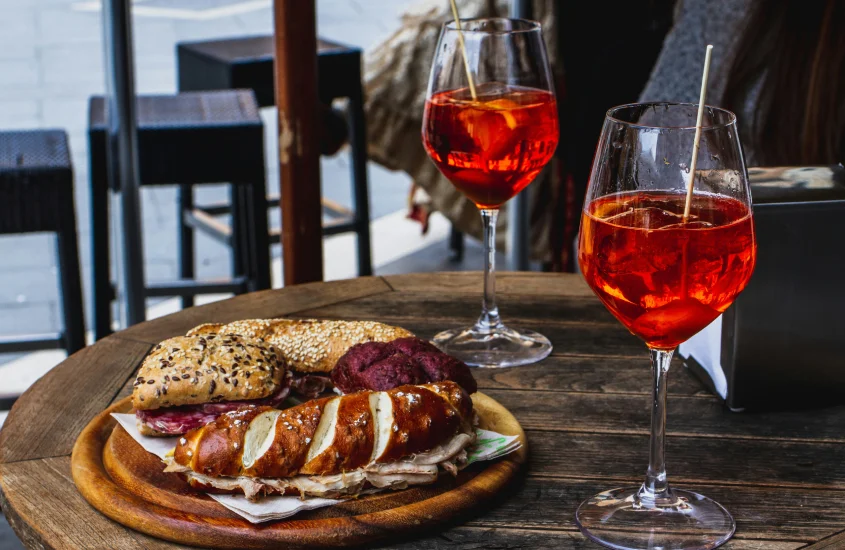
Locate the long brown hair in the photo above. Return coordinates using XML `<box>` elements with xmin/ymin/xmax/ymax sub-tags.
<box><xmin>723</xmin><ymin>0</ymin><xmax>845</xmax><ymax>166</ymax></box>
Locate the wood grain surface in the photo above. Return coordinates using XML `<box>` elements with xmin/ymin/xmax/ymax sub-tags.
<box><xmin>70</xmin><ymin>394</ymin><xmax>525</xmax><ymax>549</ymax></box>
<box><xmin>0</xmin><ymin>272</ymin><xmax>843</xmax><ymax>549</ymax></box>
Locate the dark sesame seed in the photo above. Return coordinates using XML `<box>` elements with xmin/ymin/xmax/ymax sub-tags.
<box><xmin>195</xmin><ymin>370</ymin><xmax>201</xmax><ymax>377</ymax></box>
<box><xmin>209</xmin><ymin>380</ymin><xmax>216</xmax><ymax>394</ymax></box>
<box><xmin>182</xmin><ymin>374</ymin><xmax>190</xmax><ymax>379</ymax></box>
<box><xmin>146</xmin><ymin>379</ymin><xmax>154</xmax><ymax>384</ymax></box>
<box><xmin>224</xmin><ymin>377</ymin><xmax>230</xmax><ymax>384</ymax></box>
<box><xmin>233</xmin><ymin>379</ymin><xmax>239</xmax><ymax>387</ymax></box>
<box><xmin>164</xmin><ymin>375</ymin><xmax>170</xmax><ymax>382</ymax></box>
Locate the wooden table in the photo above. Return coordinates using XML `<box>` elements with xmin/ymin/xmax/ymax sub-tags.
<box><xmin>1</xmin><ymin>273</ymin><xmax>844</xmax><ymax>549</ymax></box>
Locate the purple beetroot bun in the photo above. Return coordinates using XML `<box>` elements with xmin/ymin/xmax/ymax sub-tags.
<box><xmin>331</xmin><ymin>337</ymin><xmax>477</xmax><ymax>394</ymax></box>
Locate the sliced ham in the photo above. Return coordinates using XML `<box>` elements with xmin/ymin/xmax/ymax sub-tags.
<box><xmin>136</xmin><ymin>383</ymin><xmax>291</xmax><ymax>435</ymax></box>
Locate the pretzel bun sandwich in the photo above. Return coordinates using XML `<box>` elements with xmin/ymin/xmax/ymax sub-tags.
<box><xmin>133</xmin><ymin>334</ymin><xmax>291</xmax><ymax>436</ymax></box>
<box><xmin>186</xmin><ymin>319</ymin><xmax>414</xmax><ymax>397</ymax></box>
<box><xmin>164</xmin><ymin>381</ymin><xmax>476</xmax><ymax>500</ymax></box>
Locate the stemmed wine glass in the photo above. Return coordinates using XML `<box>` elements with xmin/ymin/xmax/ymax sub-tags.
<box><xmin>576</xmin><ymin>103</ymin><xmax>757</xmax><ymax>549</ymax></box>
<box><xmin>421</xmin><ymin>18</ymin><xmax>559</xmax><ymax>368</ymax></box>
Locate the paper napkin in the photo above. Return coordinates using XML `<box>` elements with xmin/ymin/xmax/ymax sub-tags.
<box><xmin>111</xmin><ymin>413</ymin><xmax>522</xmax><ymax>523</ymax></box>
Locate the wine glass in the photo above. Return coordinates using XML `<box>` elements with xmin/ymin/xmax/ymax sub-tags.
<box><xmin>575</xmin><ymin>103</ymin><xmax>756</xmax><ymax>549</ymax></box>
<box><xmin>421</xmin><ymin>18</ymin><xmax>559</xmax><ymax>368</ymax></box>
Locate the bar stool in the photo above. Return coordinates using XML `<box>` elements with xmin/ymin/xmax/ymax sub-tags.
<box><xmin>0</xmin><ymin>130</ymin><xmax>86</xmax><ymax>359</ymax></box>
<box><xmin>176</xmin><ymin>35</ymin><xmax>372</xmax><ymax>276</ymax></box>
<box><xmin>88</xmin><ymin>90</ymin><xmax>270</xmax><ymax>341</ymax></box>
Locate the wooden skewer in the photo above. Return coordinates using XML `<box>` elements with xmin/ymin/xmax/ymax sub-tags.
<box><xmin>449</xmin><ymin>0</ymin><xmax>477</xmax><ymax>100</ymax></box>
<box><xmin>683</xmin><ymin>44</ymin><xmax>714</xmax><ymax>222</ymax></box>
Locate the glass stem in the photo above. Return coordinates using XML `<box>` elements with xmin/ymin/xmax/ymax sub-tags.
<box><xmin>477</xmin><ymin>209</ymin><xmax>501</xmax><ymax>331</ymax></box>
<box><xmin>641</xmin><ymin>348</ymin><xmax>674</xmax><ymax>500</ymax></box>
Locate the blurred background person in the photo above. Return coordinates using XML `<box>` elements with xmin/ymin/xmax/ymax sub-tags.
<box><xmin>641</xmin><ymin>0</ymin><xmax>845</xmax><ymax>167</ymax></box>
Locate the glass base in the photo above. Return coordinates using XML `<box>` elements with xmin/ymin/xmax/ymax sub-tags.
<box><xmin>576</xmin><ymin>487</ymin><xmax>735</xmax><ymax>550</ymax></box>
<box><xmin>432</xmin><ymin>324</ymin><xmax>552</xmax><ymax>368</ymax></box>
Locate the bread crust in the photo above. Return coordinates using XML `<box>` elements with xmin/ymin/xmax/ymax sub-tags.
<box><xmin>377</xmin><ymin>386</ymin><xmax>462</xmax><ymax>463</ymax></box>
<box><xmin>299</xmin><ymin>391</ymin><xmax>375</xmax><ymax>475</ymax></box>
<box><xmin>186</xmin><ymin>319</ymin><xmax>414</xmax><ymax>374</ymax></box>
<box><xmin>246</xmin><ymin>397</ymin><xmax>332</xmax><ymax>478</ymax></box>
<box><xmin>132</xmin><ymin>334</ymin><xmax>287</xmax><ymax>411</ymax></box>
<box><xmin>174</xmin><ymin>382</ymin><xmax>472</xmax><ymax>479</ymax></box>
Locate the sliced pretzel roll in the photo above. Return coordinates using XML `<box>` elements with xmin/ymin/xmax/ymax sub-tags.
<box><xmin>172</xmin><ymin>382</ymin><xmax>473</xmax><ymax>479</ymax></box>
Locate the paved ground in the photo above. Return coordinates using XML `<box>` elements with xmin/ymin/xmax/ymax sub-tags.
<box><xmin>0</xmin><ymin>0</ymin><xmax>417</xmax><ymax>364</ymax></box>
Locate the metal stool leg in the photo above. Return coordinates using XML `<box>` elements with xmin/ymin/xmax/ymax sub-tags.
<box><xmin>449</xmin><ymin>224</ymin><xmax>464</xmax><ymax>262</ymax></box>
<box><xmin>246</xmin><ymin>179</ymin><xmax>271</xmax><ymax>292</ymax></box>
<box><xmin>347</xmin><ymin>56</ymin><xmax>373</xmax><ymax>277</ymax></box>
<box><xmin>178</xmin><ymin>183</ymin><xmax>195</xmax><ymax>308</ymax></box>
<box><xmin>90</xmin><ymin>134</ymin><xmax>113</xmax><ymax>340</ymax></box>
<box><xmin>230</xmin><ymin>184</ymin><xmax>249</xmax><ymax>290</ymax></box>
<box><xmin>56</xmin><ymin>203</ymin><xmax>86</xmax><ymax>354</ymax></box>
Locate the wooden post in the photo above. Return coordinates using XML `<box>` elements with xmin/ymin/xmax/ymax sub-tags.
<box><xmin>273</xmin><ymin>0</ymin><xmax>324</xmax><ymax>284</ymax></box>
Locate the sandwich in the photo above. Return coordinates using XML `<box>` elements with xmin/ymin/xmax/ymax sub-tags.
<box><xmin>133</xmin><ymin>334</ymin><xmax>291</xmax><ymax>436</ymax></box>
<box><xmin>186</xmin><ymin>319</ymin><xmax>414</xmax><ymax>398</ymax></box>
<box><xmin>163</xmin><ymin>381</ymin><xmax>476</xmax><ymax>500</ymax></box>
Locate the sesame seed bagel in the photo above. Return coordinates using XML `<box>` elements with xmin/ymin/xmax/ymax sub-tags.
<box><xmin>186</xmin><ymin>319</ymin><xmax>414</xmax><ymax>374</ymax></box>
<box><xmin>132</xmin><ymin>334</ymin><xmax>287</xmax><ymax>411</ymax></box>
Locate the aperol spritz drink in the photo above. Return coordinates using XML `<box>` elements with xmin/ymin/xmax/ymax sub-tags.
<box><xmin>422</xmin><ymin>83</ymin><xmax>558</xmax><ymax>209</ymax></box>
<box><xmin>579</xmin><ymin>191</ymin><xmax>755</xmax><ymax>349</ymax></box>
<box><xmin>421</xmin><ymin>18</ymin><xmax>558</xmax><ymax>367</ymax></box>
<box><xmin>575</xmin><ymin>102</ymin><xmax>756</xmax><ymax>550</ymax></box>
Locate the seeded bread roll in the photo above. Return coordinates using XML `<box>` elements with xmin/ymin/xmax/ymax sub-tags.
<box><xmin>172</xmin><ymin>382</ymin><xmax>473</xmax><ymax>480</ymax></box>
<box><xmin>132</xmin><ymin>334</ymin><xmax>287</xmax><ymax>411</ymax></box>
<box><xmin>186</xmin><ymin>319</ymin><xmax>414</xmax><ymax>374</ymax></box>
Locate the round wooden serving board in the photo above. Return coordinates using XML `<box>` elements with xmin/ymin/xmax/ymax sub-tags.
<box><xmin>71</xmin><ymin>393</ymin><xmax>527</xmax><ymax>549</ymax></box>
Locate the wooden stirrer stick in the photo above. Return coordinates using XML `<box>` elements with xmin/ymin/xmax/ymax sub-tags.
<box><xmin>449</xmin><ymin>0</ymin><xmax>477</xmax><ymax>100</ymax></box>
<box><xmin>683</xmin><ymin>44</ymin><xmax>714</xmax><ymax>222</ymax></box>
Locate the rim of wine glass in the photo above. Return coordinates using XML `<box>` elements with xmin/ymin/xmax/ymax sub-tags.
<box><xmin>607</xmin><ymin>102</ymin><xmax>738</xmax><ymax>131</ymax></box>
<box><xmin>445</xmin><ymin>17</ymin><xmax>541</xmax><ymax>35</ymax></box>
